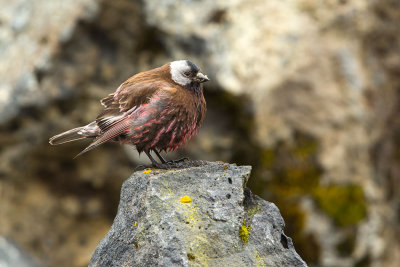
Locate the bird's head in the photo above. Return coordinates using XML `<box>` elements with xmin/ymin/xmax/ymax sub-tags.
<box><xmin>170</xmin><ymin>60</ymin><xmax>209</xmax><ymax>88</ymax></box>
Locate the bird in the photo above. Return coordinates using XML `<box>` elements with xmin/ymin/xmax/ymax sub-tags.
<box><xmin>49</xmin><ymin>60</ymin><xmax>209</xmax><ymax>168</ymax></box>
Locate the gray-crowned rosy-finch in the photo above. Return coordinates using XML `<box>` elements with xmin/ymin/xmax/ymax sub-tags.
<box><xmin>49</xmin><ymin>60</ymin><xmax>208</xmax><ymax>168</ymax></box>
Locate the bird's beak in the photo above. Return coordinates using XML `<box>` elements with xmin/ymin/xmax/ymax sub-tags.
<box><xmin>194</xmin><ymin>72</ymin><xmax>210</xmax><ymax>83</ymax></box>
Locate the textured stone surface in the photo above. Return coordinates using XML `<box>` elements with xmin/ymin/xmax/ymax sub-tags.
<box><xmin>90</xmin><ymin>161</ymin><xmax>306</xmax><ymax>267</ymax></box>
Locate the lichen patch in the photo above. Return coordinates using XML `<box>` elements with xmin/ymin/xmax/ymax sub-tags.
<box><xmin>239</xmin><ymin>220</ymin><xmax>252</xmax><ymax>243</ymax></box>
<box><xmin>180</xmin><ymin>195</ymin><xmax>192</xmax><ymax>203</ymax></box>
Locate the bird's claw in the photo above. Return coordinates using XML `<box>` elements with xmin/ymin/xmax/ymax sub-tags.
<box><xmin>135</xmin><ymin>157</ymin><xmax>189</xmax><ymax>171</ymax></box>
<box><xmin>135</xmin><ymin>163</ymin><xmax>175</xmax><ymax>171</ymax></box>
<box><xmin>166</xmin><ymin>157</ymin><xmax>189</xmax><ymax>164</ymax></box>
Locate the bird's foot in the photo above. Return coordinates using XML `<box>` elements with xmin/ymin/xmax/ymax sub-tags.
<box><xmin>153</xmin><ymin>162</ymin><xmax>176</xmax><ymax>169</ymax></box>
<box><xmin>135</xmin><ymin>157</ymin><xmax>189</xmax><ymax>171</ymax></box>
<box><xmin>135</xmin><ymin>162</ymin><xmax>176</xmax><ymax>171</ymax></box>
<box><xmin>166</xmin><ymin>157</ymin><xmax>189</xmax><ymax>164</ymax></box>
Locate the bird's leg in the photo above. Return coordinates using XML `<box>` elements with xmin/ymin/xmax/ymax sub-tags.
<box><xmin>143</xmin><ymin>151</ymin><xmax>173</xmax><ymax>169</ymax></box>
<box><xmin>135</xmin><ymin>151</ymin><xmax>162</xmax><ymax>170</ymax></box>
<box><xmin>145</xmin><ymin>150</ymin><xmax>161</xmax><ymax>167</ymax></box>
<box><xmin>135</xmin><ymin>150</ymin><xmax>188</xmax><ymax>171</ymax></box>
<box><xmin>154</xmin><ymin>150</ymin><xmax>167</xmax><ymax>164</ymax></box>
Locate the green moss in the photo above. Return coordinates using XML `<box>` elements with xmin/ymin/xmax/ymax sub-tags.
<box><xmin>290</xmin><ymin>138</ymin><xmax>318</xmax><ymax>159</ymax></box>
<box><xmin>239</xmin><ymin>220</ymin><xmax>252</xmax><ymax>243</ymax></box>
<box><xmin>247</xmin><ymin>205</ymin><xmax>261</xmax><ymax>221</ymax></box>
<box><xmin>226</xmin><ymin>117</ymin><xmax>365</xmax><ymax>264</ymax></box>
<box><xmin>313</xmin><ymin>185</ymin><xmax>367</xmax><ymax>226</ymax></box>
<box><xmin>261</xmin><ymin>149</ymin><xmax>275</xmax><ymax>168</ymax></box>
<box><xmin>260</xmin><ymin>133</ymin><xmax>322</xmax><ymax>198</ymax></box>
<box><xmin>252</xmin><ymin>132</ymin><xmax>324</xmax><ymax>264</ymax></box>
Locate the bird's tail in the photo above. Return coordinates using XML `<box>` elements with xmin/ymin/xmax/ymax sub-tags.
<box><xmin>49</xmin><ymin>126</ymin><xmax>87</xmax><ymax>145</ymax></box>
<box><xmin>49</xmin><ymin>121</ymin><xmax>101</xmax><ymax>146</ymax></box>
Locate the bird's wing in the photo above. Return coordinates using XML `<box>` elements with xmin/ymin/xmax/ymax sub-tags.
<box><xmin>96</xmin><ymin>74</ymin><xmax>168</xmax><ymax>132</ymax></box>
<box><xmin>75</xmin><ymin>76</ymin><xmax>173</xmax><ymax>158</ymax></box>
<box><xmin>99</xmin><ymin>68</ymin><xmax>168</xmax><ymax>113</ymax></box>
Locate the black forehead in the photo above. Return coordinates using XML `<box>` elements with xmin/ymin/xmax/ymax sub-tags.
<box><xmin>185</xmin><ymin>60</ymin><xmax>201</xmax><ymax>72</ymax></box>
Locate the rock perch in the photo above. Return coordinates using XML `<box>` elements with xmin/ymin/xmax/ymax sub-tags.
<box><xmin>90</xmin><ymin>161</ymin><xmax>307</xmax><ymax>266</ymax></box>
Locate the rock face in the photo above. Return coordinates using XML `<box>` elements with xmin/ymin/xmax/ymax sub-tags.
<box><xmin>90</xmin><ymin>161</ymin><xmax>306</xmax><ymax>267</ymax></box>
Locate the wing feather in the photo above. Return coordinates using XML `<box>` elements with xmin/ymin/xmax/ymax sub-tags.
<box><xmin>94</xmin><ymin>80</ymin><xmax>169</xmax><ymax>145</ymax></box>
<box><xmin>74</xmin><ymin>118</ymin><xmax>131</xmax><ymax>158</ymax></box>
<box><xmin>96</xmin><ymin>79</ymin><xmax>167</xmax><ymax>132</ymax></box>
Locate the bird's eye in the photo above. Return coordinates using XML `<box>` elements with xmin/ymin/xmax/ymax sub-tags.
<box><xmin>183</xmin><ymin>71</ymin><xmax>191</xmax><ymax>77</ymax></box>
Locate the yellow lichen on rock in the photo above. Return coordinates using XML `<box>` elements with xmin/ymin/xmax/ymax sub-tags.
<box><xmin>180</xmin><ymin>195</ymin><xmax>192</xmax><ymax>203</ymax></box>
<box><xmin>239</xmin><ymin>220</ymin><xmax>252</xmax><ymax>243</ymax></box>
<box><xmin>142</xmin><ymin>170</ymin><xmax>152</xmax><ymax>174</ymax></box>
<box><xmin>254</xmin><ymin>250</ymin><xmax>266</xmax><ymax>267</ymax></box>
<box><xmin>177</xmin><ymin>197</ymin><xmax>210</xmax><ymax>266</ymax></box>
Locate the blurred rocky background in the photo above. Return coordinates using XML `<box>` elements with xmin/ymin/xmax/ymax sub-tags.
<box><xmin>0</xmin><ymin>0</ymin><xmax>399</xmax><ymax>266</ymax></box>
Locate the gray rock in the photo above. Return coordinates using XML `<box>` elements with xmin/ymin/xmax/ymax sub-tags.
<box><xmin>90</xmin><ymin>161</ymin><xmax>306</xmax><ymax>267</ymax></box>
<box><xmin>0</xmin><ymin>236</ymin><xmax>39</xmax><ymax>267</ymax></box>
<box><xmin>0</xmin><ymin>0</ymin><xmax>98</xmax><ymax>123</ymax></box>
